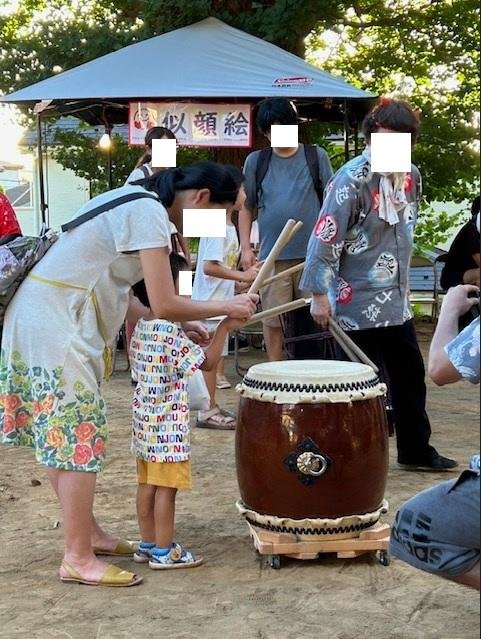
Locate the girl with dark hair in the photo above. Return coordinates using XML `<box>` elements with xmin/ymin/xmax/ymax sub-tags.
<box><xmin>125</xmin><ymin>126</ymin><xmax>191</xmax><ymax>264</ymax></box>
<box><xmin>134</xmin><ymin>126</ymin><xmax>176</xmax><ymax>170</ymax></box>
<box><xmin>0</xmin><ymin>161</ymin><xmax>258</xmax><ymax>588</ymax></box>
<box><xmin>302</xmin><ymin>97</ymin><xmax>457</xmax><ymax>472</ymax></box>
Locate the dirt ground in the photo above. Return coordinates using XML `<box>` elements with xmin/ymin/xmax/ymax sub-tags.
<box><xmin>0</xmin><ymin>324</ymin><xmax>479</xmax><ymax>639</ymax></box>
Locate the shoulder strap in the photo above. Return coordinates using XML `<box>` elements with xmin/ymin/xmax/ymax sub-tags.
<box><xmin>61</xmin><ymin>192</ymin><xmax>160</xmax><ymax>232</ymax></box>
<box><xmin>303</xmin><ymin>144</ymin><xmax>323</xmax><ymax>206</ymax></box>
<box><xmin>140</xmin><ymin>165</ymin><xmax>150</xmax><ymax>179</ymax></box>
<box><xmin>254</xmin><ymin>147</ymin><xmax>273</xmax><ymax>209</ymax></box>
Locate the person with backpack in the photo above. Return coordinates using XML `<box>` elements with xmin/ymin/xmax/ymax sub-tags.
<box><xmin>238</xmin><ymin>97</ymin><xmax>333</xmax><ymax>361</ymax></box>
<box><xmin>125</xmin><ymin>126</ymin><xmax>191</xmax><ymax>264</ymax></box>
<box><xmin>0</xmin><ymin>162</ymin><xmax>258</xmax><ymax>588</ymax></box>
<box><xmin>301</xmin><ymin>98</ymin><xmax>457</xmax><ymax>472</ymax></box>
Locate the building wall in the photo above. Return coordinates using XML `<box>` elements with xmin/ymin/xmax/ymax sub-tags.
<box><xmin>14</xmin><ymin>157</ymin><xmax>89</xmax><ymax>235</ymax></box>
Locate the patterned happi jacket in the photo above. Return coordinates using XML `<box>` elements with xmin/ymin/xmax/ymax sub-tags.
<box><xmin>300</xmin><ymin>152</ymin><xmax>422</xmax><ymax>331</ymax></box>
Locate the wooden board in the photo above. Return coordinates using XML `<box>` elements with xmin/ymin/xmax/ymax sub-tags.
<box><xmin>247</xmin><ymin>522</ymin><xmax>390</xmax><ymax>561</ymax></box>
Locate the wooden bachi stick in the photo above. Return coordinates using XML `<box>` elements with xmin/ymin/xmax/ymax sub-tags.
<box><xmin>328</xmin><ymin>318</ymin><xmax>379</xmax><ymax>374</ymax></box>
<box><xmin>260</xmin><ymin>261</ymin><xmax>305</xmax><ymax>288</ymax></box>
<box><xmin>284</xmin><ymin>220</ymin><xmax>304</xmax><ymax>246</ymax></box>
<box><xmin>244</xmin><ymin>297</ymin><xmax>311</xmax><ymax>327</ymax></box>
<box><xmin>248</xmin><ymin>219</ymin><xmax>301</xmax><ymax>295</ymax></box>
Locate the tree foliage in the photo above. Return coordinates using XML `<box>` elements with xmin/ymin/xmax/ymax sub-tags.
<box><xmin>1</xmin><ymin>0</ymin><xmax>479</xmax><ymax>243</ymax></box>
<box><xmin>307</xmin><ymin>0</ymin><xmax>480</xmax><ymax>204</ymax></box>
<box><xmin>0</xmin><ymin>0</ymin><xmax>344</xmax><ymax>92</ymax></box>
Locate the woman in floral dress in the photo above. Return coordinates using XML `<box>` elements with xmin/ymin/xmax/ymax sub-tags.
<box><xmin>0</xmin><ymin>162</ymin><xmax>258</xmax><ymax>587</ymax></box>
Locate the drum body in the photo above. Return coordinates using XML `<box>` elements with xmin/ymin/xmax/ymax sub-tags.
<box><xmin>236</xmin><ymin>361</ymin><xmax>389</xmax><ymax>524</ymax></box>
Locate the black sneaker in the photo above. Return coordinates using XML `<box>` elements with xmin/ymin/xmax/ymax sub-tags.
<box><xmin>398</xmin><ymin>454</ymin><xmax>459</xmax><ymax>472</ymax></box>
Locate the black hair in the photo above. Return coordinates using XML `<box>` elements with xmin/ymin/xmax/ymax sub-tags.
<box><xmin>132</xmin><ymin>161</ymin><xmax>245</xmax><ymax>208</ymax></box>
<box><xmin>362</xmin><ymin>98</ymin><xmax>420</xmax><ymax>144</ymax></box>
<box><xmin>169</xmin><ymin>252</ymin><xmax>189</xmax><ymax>284</ymax></box>
<box><xmin>471</xmin><ymin>195</ymin><xmax>480</xmax><ymax>219</ymax></box>
<box><xmin>135</xmin><ymin>126</ymin><xmax>177</xmax><ymax>168</ymax></box>
<box><xmin>255</xmin><ymin>98</ymin><xmax>298</xmax><ymax>135</ymax></box>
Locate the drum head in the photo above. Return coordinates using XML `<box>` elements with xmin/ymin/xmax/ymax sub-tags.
<box><xmin>237</xmin><ymin>359</ymin><xmax>386</xmax><ymax>404</ymax></box>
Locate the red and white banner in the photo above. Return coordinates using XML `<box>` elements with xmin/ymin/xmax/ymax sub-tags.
<box><xmin>129</xmin><ymin>102</ymin><xmax>252</xmax><ymax>147</ymax></box>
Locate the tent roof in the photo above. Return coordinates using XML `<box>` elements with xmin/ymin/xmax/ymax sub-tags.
<box><xmin>3</xmin><ymin>18</ymin><xmax>374</xmax><ymax>114</ymax></box>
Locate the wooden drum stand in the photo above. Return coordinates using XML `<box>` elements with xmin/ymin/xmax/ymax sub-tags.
<box><xmin>246</xmin><ymin>521</ymin><xmax>391</xmax><ymax>570</ymax></box>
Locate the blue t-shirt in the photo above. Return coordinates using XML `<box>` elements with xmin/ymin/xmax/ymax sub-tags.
<box><xmin>243</xmin><ymin>144</ymin><xmax>333</xmax><ymax>261</ymax></box>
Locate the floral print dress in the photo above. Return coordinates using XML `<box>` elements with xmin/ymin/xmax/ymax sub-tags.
<box><xmin>0</xmin><ymin>185</ymin><xmax>171</xmax><ymax>472</ymax></box>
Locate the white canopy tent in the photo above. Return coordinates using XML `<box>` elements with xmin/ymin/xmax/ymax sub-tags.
<box><xmin>2</xmin><ymin>17</ymin><xmax>375</xmax><ymax>221</ymax></box>
<box><xmin>4</xmin><ymin>18</ymin><xmax>372</xmax><ymax>107</ymax></box>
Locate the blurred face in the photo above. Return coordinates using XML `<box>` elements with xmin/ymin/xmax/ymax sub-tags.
<box><xmin>148</xmin><ymin>134</ymin><xmax>174</xmax><ymax>173</ymax></box>
<box><xmin>169</xmin><ymin>188</ymin><xmax>239</xmax><ymax>233</ymax></box>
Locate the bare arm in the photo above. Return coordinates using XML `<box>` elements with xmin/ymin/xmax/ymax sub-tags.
<box><xmin>203</xmin><ymin>260</ymin><xmax>260</xmax><ymax>283</ymax></box>
<box><xmin>140</xmin><ymin>247</ymin><xmax>258</xmax><ymax>322</ymax></box>
<box><xmin>238</xmin><ymin>204</ymin><xmax>257</xmax><ymax>270</ymax></box>
<box><xmin>428</xmin><ymin>284</ymin><xmax>480</xmax><ymax>385</ymax></box>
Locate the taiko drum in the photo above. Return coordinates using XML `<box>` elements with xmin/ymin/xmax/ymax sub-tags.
<box><xmin>236</xmin><ymin>360</ymin><xmax>389</xmax><ymax>524</ymax></box>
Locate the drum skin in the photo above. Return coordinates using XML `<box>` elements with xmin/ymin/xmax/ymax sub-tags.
<box><xmin>236</xmin><ymin>395</ymin><xmax>389</xmax><ymax>520</ymax></box>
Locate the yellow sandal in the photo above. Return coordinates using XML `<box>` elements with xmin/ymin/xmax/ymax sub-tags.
<box><xmin>93</xmin><ymin>539</ymin><xmax>138</xmax><ymax>557</ymax></box>
<box><xmin>60</xmin><ymin>560</ymin><xmax>143</xmax><ymax>587</ymax></box>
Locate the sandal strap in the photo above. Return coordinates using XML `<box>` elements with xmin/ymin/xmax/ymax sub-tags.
<box><xmin>198</xmin><ymin>407</ymin><xmax>220</xmax><ymax>420</ymax></box>
<box><xmin>61</xmin><ymin>560</ymin><xmax>81</xmax><ymax>580</ymax></box>
<box><xmin>217</xmin><ymin>406</ymin><xmax>236</xmax><ymax>419</ymax></box>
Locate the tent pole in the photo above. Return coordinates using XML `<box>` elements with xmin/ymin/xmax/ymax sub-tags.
<box><xmin>36</xmin><ymin>113</ymin><xmax>48</xmax><ymax>227</ymax></box>
<box><xmin>343</xmin><ymin>99</ymin><xmax>350</xmax><ymax>162</ymax></box>
<box><xmin>354</xmin><ymin>116</ymin><xmax>359</xmax><ymax>156</ymax></box>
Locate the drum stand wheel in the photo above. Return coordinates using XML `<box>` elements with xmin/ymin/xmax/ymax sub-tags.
<box><xmin>248</xmin><ymin>522</ymin><xmax>391</xmax><ymax>570</ymax></box>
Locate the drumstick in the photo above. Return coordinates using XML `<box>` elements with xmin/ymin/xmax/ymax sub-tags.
<box><xmin>260</xmin><ymin>261</ymin><xmax>305</xmax><ymax>288</ymax></box>
<box><xmin>248</xmin><ymin>219</ymin><xmax>301</xmax><ymax>295</ymax></box>
<box><xmin>328</xmin><ymin>318</ymin><xmax>379</xmax><ymax>374</ymax></box>
<box><xmin>326</xmin><ymin>326</ymin><xmax>361</xmax><ymax>365</ymax></box>
<box><xmin>285</xmin><ymin>220</ymin><xmax>303</xmax><ymax>245</ymax></box>
<box><xmin>243</xmin><ymin>297</ymin><xmax>311</xmax><ymax>327</ymax></box>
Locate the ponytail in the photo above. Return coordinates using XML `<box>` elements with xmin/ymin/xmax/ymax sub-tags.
<box><xmin>132</xmin><ymin>162</ymin><xmax>244</xmax><ymax>208</ymax></box>
<box><xmin>135</xmin><ymin>151</ymin><xmax>152</xmax><ymax>168</ymax></box>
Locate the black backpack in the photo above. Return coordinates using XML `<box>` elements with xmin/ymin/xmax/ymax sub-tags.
<box><xmin>254</xmin><ymin>145</ymin><xmax>323</xmax><ymax>211</ymax></box>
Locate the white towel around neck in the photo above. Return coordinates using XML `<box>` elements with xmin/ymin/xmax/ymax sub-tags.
<box><xmin>362</xmin><ymin>147</ymin><xmax>407</xmax><ymax>225</ymax></box>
